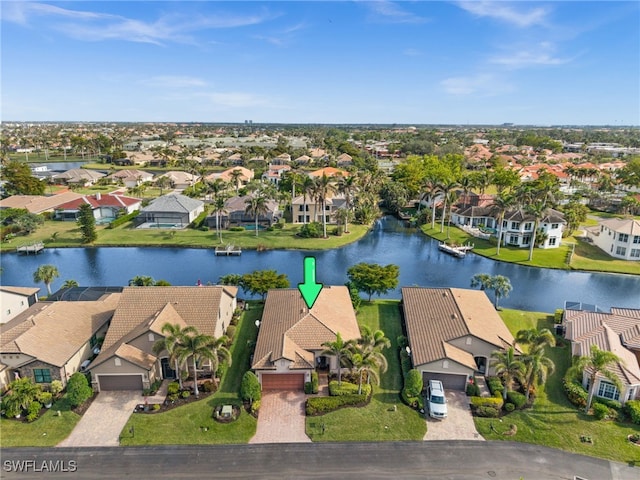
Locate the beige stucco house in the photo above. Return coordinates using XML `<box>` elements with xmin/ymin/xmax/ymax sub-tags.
<box><xmin>252</xmin><ymin>286</ymin><xmax>360</xmax><ymax>390</ymax></box>
<box><xmin>89</xmin><ymin>286</ymin><xmax>237</xmax><ymax>392</ymax></box>
<box><xmin>0</xmin><ymin>286</ymin><xmax>40</xmax><ymax>324</ymax></box>
<box><xmin>402</xmin><ymin>287</ymin><xmax>517</xmax><ymax>390</ymax></box>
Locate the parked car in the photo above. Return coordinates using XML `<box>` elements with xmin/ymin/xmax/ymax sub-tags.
<box><xmin>427</xmin><ymin>379</ymin><xmax>448</xmax><ymax>419</ymax></box>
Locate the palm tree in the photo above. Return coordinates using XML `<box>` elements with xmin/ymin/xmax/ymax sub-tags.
<box><xmin>568</xmin><ymin>344</ymin><xmax>623</xmax><ymax>413</ymax></box>
<box><xmin>420</xmin><ymin>177</ymin><xmax>440</xmax><ymax>230</ymax></box>
<box><xmin>348</xmin><ymin>347</ymin><xmax>388</xmax><ymax>395</ymax></box>
<box><xmin>156</xmin><ymin>176</ymin><xmax>173</xmax><ymax>195</ymax></box>
<box><xmin>358</xmin><ymin>326</ymin><xmax>391</xmax><ymax>354</ymax></box>
<box><xmin>470</xmin><ymin>273</ymin><xmax>492</xmax><ymax>291</ymax></box>
<box><xmin>300</xmin><ymin>176</ymin><xmax>315</xmax><ymax>225</ymax></box>
<box><xmin>153</xmin><ymin>323</ymin><xmax>190</xmax><ymax>390</ymax></box>
<box><xmin>491</xmin><ymin>192</ymin><xmax>516</xmax><ymax>256</ymax></box>
<box><xmin>515</xmin><ymin>328</ymin><xmax>556</xmax><ymax>351</ymax></box>
<box><xmin>444</xmin><ymin>189</ymin><xmax>459</xmax><ymax>239</ymax></box>
<box><xmin>61</xmin><ymin>279</ymin><xmax>79</xmax><ymax>290</ymax></box>
<box><xmin>437</xmin><ymin>179</ymin><xmax>459</xmax><ymax>233</ymax></box>
<box><xmin>314</xmin><ymin>173</ymin><xmax>337</xmax><ymax>238</ymax></box>
<box><xmin>525</xmin><ymin>202</ymin><xmax>546</xmax><ymax>261</ymax></box>
<box><xmin>321</xmin><ymin>332</ymin><xmax>354</xmax><ymax>385</ymax></box>
<box><xmin>459</xmin><ymin>174</ymin><xmax>474</xmax><ymax>209</ymax></box>
<box><xmin>490</xmin><ymin>346</ymin><xmax>525</xmax><ymax>400</ymax></box>
<box><xmin>337</xmin><ymin>175</ymin><xmax>358</xmax><ymax>233</ymax></box>
<box><xmin>521</xmin><ymin>345</ymin><xmax>555</xmax><ymax>401</ymax></box>
<box><xmin>244</xmin><ymin>194</ymin><xmax>269</xmax><ymax>237</ymax></box>
<box><xmin>33</xmin><ymin>264</ymin><xmax>60</xmax><ymax>295</ymax></box>
<box><xmin>489</xmin><ymin>275</ymin><xmax>512</xmax><ymax>309</ymax></box>
<box><xmin>175</xmin><ymin>329</ymin><xmax>231</xmax><ymax>397</ymax></box>
<box><xmin>211</xmin><ymin>196</ymin><xmax>227</xmax><ymax>243</ymax></box>
<box><xmin>129</xmin><ymin>275</ymin><xmax>155</xmax><ymax>286</ymax></box>
<box><xmin>229</xmin><ymin>169</ymin><xmax>244</xmax><ymax>195</ymax></box>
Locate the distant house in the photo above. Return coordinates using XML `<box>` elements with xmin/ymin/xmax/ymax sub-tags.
<box><xmin>251</xmin><ymin>287</ymin><xmax>360</xmax><ymax>390</ymax></box>
<box><xmin>451</xmin><ymin>193</ymin><xmax>498</xmax><ymax>229</ymax></box>
<box><xmin>206</xmin><ymin>194</ymin><xmax>282</xmax><ymax>229</ymax></box>
<box><xmin>336</xmin><ymin>153</ymin><xmax>353</xmax><ymax>167</ymax></box>
<box><xmin>54</xmin><ymin>193</ymin><xmax>142</xmax><ymax>222</ymax></box>
<box><xmin>402</xmin><ymin>287</ymin><xmax>518</xmax><ymax>391</ymax></box>
<box><xmin>52</xmin><ymin>169</ymin><xmax>105</xmax><ymax>187</ymax></box>
<box><xmin>564</xmin><ymin>306</ymin><xmax>640</xmax><ymax>405</ymax></box>
<box><xmin>497</xmin><ymin>208</ymin><xmax>566</xmax><ymax>249</ymax></box>
<box><xmin>261</xmin><ymin>164</ymin><xmax>291</xmax><ymax>185</ymax></box>
<box><xmin>0</xmin><ymin>192</ymin><xmax>83</xmax><ymax>214</ymax></box>
<box><xmin>89</xmin><ymin>286</ymin><xmax>237</xmax><ymax>392</ymax></box>
<box><xmin>271</xmin><ymin>153</ymin><xmax>292</xmax><ymax>165</ymax></box>
<box><xmin>585</xmin><ymin>218</ymin><xmax>640</xmax><ymax>261</ymax></box>
<box><xmin>137</xmin><ymin>193</ymin><xmax>204</xmax><ymax>228</ymax></box>
<box><xmin>0</xmin><ymin>287</ymin><xmax>39</xmax><ymax>324</ymax></box>
<box><xmin>0</xmin><ymin>293</ymin><xmax>120</xmax><ymax>389</ymax></box>
<box><xmin>156</xmin><ymin>171</ymin><xmax>199</xmax><ymax>190</ymax></box>
<box><xmin>308</xmin><ymin>167</ymin><xmax>349</xmax><ymax>179</ymax></box>
<box><xmin>107</xmin><ymin>169</ymin><xmax>154</xmax><ymax>188</ymax></box>
<box><xmin>291</xmin><ymin>193</ymin><xmax>346</xmax><ymax>224</ymax></box>
<box><xmin>294</xmin><ymin>155</ymin><xmax>312</xmax><ymax>165</ymax></box>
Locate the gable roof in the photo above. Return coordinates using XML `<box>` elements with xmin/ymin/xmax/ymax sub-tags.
<box><xmin>308</xmin><ymin>167</ymin><xmax>349</xmax><ymax>178</ymax></box>
<box><xmin>0</xmin><ymin>192</ymin><xmax>84</xmax><ymax>214</ymax></box>
<box><xmin>401</xmin><ymin>287</ymin><xmax>516</xmax><ymax>368</ymax></box>
<box><xmin>0</xmin><ymin>286</ymin><xmax>40</xmax><ymax>297</ymax></box>
<box><xmin>139</xmin><ymin>193</ymin><xmax>203</xmax><ymax>214</ymax></box>
<box><xmin>0</xmin><ymin>294</ymin><xmax>120</xmax><ymax>367</ymax></box>
<box><xmin>599</xmin><ymin>218</ymin><xmax>640</xmax><ymax>236</ymax></box>
<box><xmin>52</xmin><ymin>169</ymin><xmax>105</xmax><ymax>182</ymax></box>
<box><xmin>252</xmin><ymin>287</ymin><xmax>360</xmax><ymax>370</ymax></box>
<box><xmin>56</xmin><ymin>193</ymin><xmax>141</xmax><ymax>211</ymax></box>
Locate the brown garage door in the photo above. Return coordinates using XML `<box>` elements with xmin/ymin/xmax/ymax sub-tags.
<box><xmin>261</xmin><ymin>373</ymin><xmax>305</xmax><ymax>391</ymax></box>
<box><xmin>98</xmin><ymin>375</ymin><xmax>143</xmax><ymax>391</ymax></box>
<box><xmin>423</xmin><ymin>372</ymin><xmax>468</xmax><ymax>391</ymax></box>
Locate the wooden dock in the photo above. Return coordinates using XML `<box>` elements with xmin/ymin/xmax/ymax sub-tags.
<box><xmin>215</xmin><ymin>245</ymin><xmax>241</xmax><ymax>256</ymax></box>
<box><xmin>438</xmin><ymin>242</ymin><xmax>474</xmax><ymax>258</ymax></box>
<box><xmin>17</xmin><ymin>242</ymin><xmax>45</xmax><ymax>255</ymax></box>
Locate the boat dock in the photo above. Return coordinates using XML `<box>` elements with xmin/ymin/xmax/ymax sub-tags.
<box><xmin>215</xmin><ymin>245</ymin><xmax>242</xmax><ymax>256</ymax></box>
<box><xmin>438</xmin><ymin>242</ymin><xmax>474</xmax><ymax>258</ymax></box>
<box><xmin>17</xmin><ymin>242</ymin><xmax>45</xmax><ymax>255</ymax></box>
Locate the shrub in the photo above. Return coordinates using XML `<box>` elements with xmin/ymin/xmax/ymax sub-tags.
<box><xmin>466</xmin><ymin>382</ymin><xmax>480</xmax><ymax>397</ymax></box>
<box><xmin>305</xmin><ymin>394</ymin><xmax>368</xmax><ymax>415</ymax></box>
<box><xmin>202</xmin><ymin>380</ymin><xmax>216</xmax><ymax>393</ymax></box>
<box><xmin>298</xmin><ymin>222</ymin><xmax>323</xmax><ymax>238</ymax></box>
<box><xmin>506</xmin><ymin>391</ymin><xmax>527</xmax><ymax>409</ymax></box>
<box><xmin>304</xmin><ymin>382</ymin><xmax>313</xmax><ymax>394</ymax></box>
<box><xmin>403</xmin><ymin>370</ymin><xmax>423</xmax><ymax>398</ymax></box>
<box><xmin>563</xmin><ymin>377</ymin><xmax>588</xmax><ymax>408</ymax></box>
<box><xmin>593</xmin><ymin>402</ymin><xmax>609</xmax><ymax>420</ymax></box>
<box><xmin>152</xmin><ymin>404</ymin><xmax>161</xmax><ymax>411</ymax></box>
<box><xmin>273</xmin><ymin>222</ymin><xmax>284</xmax><ymax>229</ymax></box>
<box><xmin>398</xmin><ymin>348</ymin><xmax>412</xmax><ymax>378</ymax></box>
<box><xmin>475</xmin><ymin>406</ymin><xmax>500</xmax><ymax>418</ymax></box>
<box><xmin>65</xmin><ymin>372</ymin><xmax>93</xmax><ymax>407</ymax></box>
<box><xmin>240</xmin><ymin>372</ymin><xmax>261</xmax><ymax>403</ymax></box>
<box><xmin>594</xmin><ymin>396</ymin><xmax>621</xmax><ymax>411</ymax></box>
<box><xmin>504</xmin><ymin>402</ymin><xmax>515</xmax><ymax>412</ymax></box>
<box><xmin>181</xmin><ymin>390</ymin><xmax>190</xmax><ymax>399</ymax></box>
<box><xmin>50</xmin><ymin>380</ymin><xmax>64</xmax><ymax>396</ymax></box>
<box><xmin>623</xmin><ymin>400</ymin><xmax>640</xmax><ymax>424</ymax></box>
<box><xmin>250</xmin><ymin>399</ymin><xmax>261</xmax><ymax>415</ymax></box>
<box><xmin>470</xmin><ymin>396</ymin><xmax>504</xmax><ymax>410</ymax></box>
<box><xmin>328</xmin><ymin>381</ymin><xmax>371</xmax><ymax>397</ymax></box>
<box><xmin>107</xmin><ymin>210</ymin><xmax>138</xmax><ymax>229</ymax></box>
<box><xmin>167</xmin><ymin>382</ymin><xmax>180</xmax><ymax>396</ymax></box>
<box><xmin>26</xmin><ymin>401</ymin><xmax>42</xmax><ymax>422</ymax></box>
<box><xmin>189</xmin><ymin>208</ymin><xmax>209</xmax><ymax>229</ymax></box>
<box><xmin>311</xmin><ymin>372</ymin><xmax>319</xmax><ymax>394</ymax></box>
<box><xmin>168</xmin><ymin>393</ymin><xmax>179</xmax><ymax>403</ymax></box>
<box><xmin>226</xmin><ymin>325</ymin><xmax>236</xmax><ymax>340</ymax></box>
<box><xmin>486</xmin><ymin>376</ymin><xmax>504</xmax><ymax>396</ymax></box>
<box><xmin>331</xmin><ymin>226</ymin><xmax>343</xmax><ymax>236</ymax></box>
<box><xmin>37</xmin><ymin>391</ymin><xmax>53</xmax><ymax>406</ymax></box>
<box><xmin>554</xmin><ymin>309</ymin><xmax>564</xmax><ymax>323</ymax></box>
<box><xmin>229</xmin><ymin>226</ymin><xmax>245</xmax><ymax>232</ymax></box>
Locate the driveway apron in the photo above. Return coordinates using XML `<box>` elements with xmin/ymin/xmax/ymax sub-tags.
<box><xmin>57</xmin><ymin>391</ymin><xmax>140</xmax><ymax>447</ymax></box>
<box><xmin>249</xmin><ymin>391</ymin><xmax>311</xmax><ymax>444</ymax></box>
<box><xmin>424</xmin><ymin>390</ymin><xmax>484</xmax><ymax>441</ymax></box>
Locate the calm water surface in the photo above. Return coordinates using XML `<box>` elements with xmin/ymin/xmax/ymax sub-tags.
<box><xmin>1</xmin><ymin>217</ymin><xmax>638</xmax><ymax>312</ymax></box>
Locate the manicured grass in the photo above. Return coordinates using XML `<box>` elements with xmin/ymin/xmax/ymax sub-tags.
<box><xmin>306</xmin><ymin>301</ymin><xmax>426</xmax><ymax>442</ymax></box>
<box><xmin>1</xmin><ymin>221</ymin><xmax>371</xmax><ymax>252</ymax></box>
<box><xmin>0</xmin><ymin>397</ymin><xmax>81</xmax><ymax>447</ymax></box>
<box><xmin>475</xmin><ymin>309</ymin><xmax>640</xmax><ymax>464</ymax></box>
<box><xmin>569</xmin><ymin>239</ymin><xmax>640</xmax><ymax>275</ymax></box>
<box><xmin>119</xmin><ymin>303</ymin><xmax>262</xmax><ymax>445</ymax></box>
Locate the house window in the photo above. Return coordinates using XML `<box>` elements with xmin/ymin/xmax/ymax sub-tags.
<box><xmin>442</xmin><ymin>360</ymin><xmax>449</xmax><ymax>369</ymax></box>
<box><xmin>523</xmin><ymin>235</ymin><xmax>531</xmax><ymax>245</ymax></box>
<box><xmin>115</xmin><ymin>358</ymin><xmax>121</xmax><ymax>367</ymax></box>
<box><xmin>548</xmin><ymin>237</ymin><xmax>557</xmax><ymax>246</ymax></box>
<box><xmin>510</xmin><ymin>222</ymin><xmax>519</xmax><ymax>229</ymax></box>
<box><xmin>619</xmin><ymin>233</ymin><xmax>629</xmax><ymax>242</ymax></box>
<box><xmin>616</xmin><ymin>246</ymin><xmax>626</xmax><ymax>256</ymax></box>
<box><xmin>148</xmin><ymin>333</ymin><xmax>155</xmax><ymax>342</ymax></box>
<box><xmin>33</xmin><ymin>369</ymin><xmax>51</xmax><ymax>383</ymax></box>
<box><xmin>524</xmin><ymin>222</ymin><xmax>533</xmax><ymax>231</ymax></box>
<box><xmin>551</xmin><ymin>223</ymin><xmax>559</xmax><ymax>229</ymax></box>
<box><xmin>6</xmin><ymin>309</ymin><xmax>10</xmax><ymax>316</ymax></box>
<box><xmin>298</xmin><ymin>205</ymin><xmax>304</xmax><ymax>212</ymax></box>
<box><xmin>509</xmin><ymin>235</ymin><xmax>518</xmax><ymax>244</ymax></box>
<box><xmin>633</xmin><ymin>236</ymin><xmax>640</xmax><ymax>244</ymax></box>
<box><xmin>631</xmin><ymin>249</ymin><xmax>640</xmax><ymax>258</ymax></box>
<box><xmin>597</xmin><ymin>381</ymin><xmax>620</xmax><ymax>401</ymax></box>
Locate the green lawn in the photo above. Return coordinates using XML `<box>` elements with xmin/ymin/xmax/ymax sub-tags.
<box><xmin>0</xmin><ymin>397</ymin><xmax>81</xmax><ymax>447</ymax></box>
<box><xmin>119</xmin><ymin>303</ymin><xmax>262</xmax><ymax>445</ymax></box>
<box><xmin>475</xmin><ymin>309</ymin><xmax>640</xmax><ymax>464</ymax></box>
<box><xmin>306</xmin><ymin>301</ymin><xmax>426</xmax><ymax>441</ymax></box>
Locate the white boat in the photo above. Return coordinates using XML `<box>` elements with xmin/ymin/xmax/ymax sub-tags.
<box><xmin>438</xmin><ymin>242</ymin><xmax>474</xmax><ymax>258</ymax></box>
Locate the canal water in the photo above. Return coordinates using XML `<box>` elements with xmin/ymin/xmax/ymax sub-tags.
<box><xmin>1</xmin><ymin>217</ymin><xmax>638</xmax><ymax>312</ymax></box>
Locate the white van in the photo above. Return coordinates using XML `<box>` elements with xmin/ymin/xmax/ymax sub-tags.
<box><xmin>427</xmin><ymin>379</ymin><xmax>448</xmax><ymax>419</ymax></box>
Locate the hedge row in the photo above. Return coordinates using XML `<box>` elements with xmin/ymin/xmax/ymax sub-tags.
<box><xmin>624</xmin><ymin>400</ymin><xmax>640</xmax><ymax>424</ymax></box>
<box><xmin>470</xmin><ymin>396</ymin><xmax>504</xmax><ymax>409</ymax></box>
<box><xmin>486</xmin><ymin>376</ymin><xmax>504</xmax><ymax>396</ymax></box>
<box><xmin>563</xmin><ymin>377</ymin><xmax>588</xmax><ymax>408</ymax></box>
<box><xmin>190</xmin><ymin>208</ymin><xmax>209</xmax><ymax>229</ymax></box>
<box><xmin>107</xmin><ymin>210</ymin><xmax>139</xmax><ymax>229</ymax></box>
<box><xmin>305</xmin><ymin>394</ymin><xmax>369</xmax><ymax>416</ymax></box>
<box><xmin>329</xmin><ymin>381</ymin><xmax>371</xmax><ymax>397</ymax></box>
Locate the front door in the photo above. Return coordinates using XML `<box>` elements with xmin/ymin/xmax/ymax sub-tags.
<box><xmin>161</xmin><ymin>357</ymin><xmax>176</xmax><ymax>379</ymax></box>
<box><xmin>474</xmin><ymin>356</ymin><xmax>487</xmax><ymax>374</ymax></box>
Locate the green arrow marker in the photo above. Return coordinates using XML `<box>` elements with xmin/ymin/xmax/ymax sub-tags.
<box><xmin>298</xmin><ymin>256</ymin><xmax>323</xmax><ymax>309</ymax></box>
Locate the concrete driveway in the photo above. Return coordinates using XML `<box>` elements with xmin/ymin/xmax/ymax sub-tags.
<box><xmin>424</xmin><ymin>390</ymin><xmax>484</xmax><ymax>441</ymax></box>
<box><xmin>57</xmin><ymin>391</ymin><xmax>140</xmax><ymax>447</ymax></box>
<box><xmin>249</xmin><ymin>391</ymin><xmax>311</xmax><ymax>444</ymax></box>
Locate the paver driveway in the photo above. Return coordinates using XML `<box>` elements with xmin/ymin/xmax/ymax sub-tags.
<box><xmin>424</xmin><ymin>390</ymin><xmax>484</xmax><ymax>441</ymax></box>
<box><xmin>249</xmin><ymin>391</ymin><xmax>311</xmax><ymax>444</ymax></box>
<box><xmin>57</xmin><ymin>391</ymin><xmax>140</xmax><ymax>447</ymax></box>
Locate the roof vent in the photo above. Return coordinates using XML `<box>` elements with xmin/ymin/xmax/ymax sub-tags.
<box><xmin>452</xmin><ymin>313</ymin><xmax>458</xmax><ymax>320</ymax></box>
<box><xmin>443</xmin><ymin>291</ymin><xmax>448</xmax><ymax>297</ymax></box>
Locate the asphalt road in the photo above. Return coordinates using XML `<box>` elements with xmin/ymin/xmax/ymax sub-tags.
<box><xmin>2</xmin><ymin>441</ymin><xmax>638</xmax><ymax>480</ymax></box>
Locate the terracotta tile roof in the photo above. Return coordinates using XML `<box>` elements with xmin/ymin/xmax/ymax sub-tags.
<box><xmin>56</xmin><ymin>193</ymin><xmax>141</xmax><ymax>210</ymax></box>
<box><xmin>0</xmin><ymin>192</ymin><xmax>84</xmax><ymax>213</ymax></box>
<box><xmin>401</xmin><ymin>287</ymin><xmax>516</xmax><ymax>368</ymax></box>
<box><xmin>252</xmin><ymin>287</ymin><xmax>359</xmax><ymax>370</ymax></box>
<box><xmin>308</xmin><ymin>167</ymin><xmax>349</xmax><ymax>178</ymax></box>
<box><xmin>0</xmin><ymin>294</ymin><xmax>120</xmax><ymax>367</ymax></box>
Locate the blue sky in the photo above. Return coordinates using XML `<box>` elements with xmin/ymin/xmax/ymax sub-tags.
<box><xmin>1</xmin><ymin>1</ymin><xmax>638</xmax><ymax>125</ymax></box>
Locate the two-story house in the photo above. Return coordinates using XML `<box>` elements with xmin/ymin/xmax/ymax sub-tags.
<box><xmin>585</xmin><ymin>218</ymin><xmax>640</xmax><ymax>261</ymax></box>
<box><xmin>497</xmin><ymin>208</ymin><xmax>566</xmax><ymax>249</ymax></box>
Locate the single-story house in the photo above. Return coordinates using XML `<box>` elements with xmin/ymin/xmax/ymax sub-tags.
<box><xmin>51</xmin><ymin>169</ymin><xmax>105</xmax><ymax>187</ymax></box>
<box><xmin>585</xmin><ymin>218</ymin><xmax>640</xmax><ymax>261</ymax></box>
<box><xmin>89</xmin><ymin>286</ymin><xmax>237</xmax><ymax>392</ymax></box>
<box><xmin>206</xmin><ymin>194</ymin><xmax>282</xmax><ymax>229</ymax></box>
<box><xmin>54</xmin><ymin>193</ymin><xmax>142</xmax><ymax>222</ymax></box>
<box><xmin>156</xmin><ymin>171</ymin><xmax>199</xmax><ymax>190</ymax></box>
<box><xmin>0</xmin><ymin>192</ymin><xmax>84</xmax><ymax>214</ymax></box>
<box><xmin>0</xmin><ymin>293</ymin><xmax>120</xmax><ymax>389</ymax></box>
<box><xmin>107</xmin><ymin>169</ymin><xmax>154</xmax><ymax>188</ymax></box>
<box><xmin>252</xmin><ymin>286</ymin><xmax>360</xmax><ymax>390</ymax></box>
<box><xmin>0</xmin><ymin>286</ymin><xmax>40</xmax><ymax>324</ymax></box>
<box><xmin>205</xmin><ymin>167</ymin><xmax>255</xmax><ymax>190</ymax></box>
<box><xmin>137</xmin><ymin>193</ymin><xmax>204</xmax><ymax>228</ymax></box>
<box><xmin>401</xmin><ymin>287</ymin><xmax>517</xmax><ymax>391</ymax></box>
<box><xmin>563</xmin><ymin>307</ymin><xmax>640</xmax><ymax>404</ymax></box>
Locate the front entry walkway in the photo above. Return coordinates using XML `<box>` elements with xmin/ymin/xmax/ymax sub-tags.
<box><xmin>57</xmin><ymin>391</ymin><xmax>140</xmax><ymax>447</ymax></box>
<box><xmin>249</xmin><ymin>391</ymin><xmax>311</xmax><ymax>444</ymax></box>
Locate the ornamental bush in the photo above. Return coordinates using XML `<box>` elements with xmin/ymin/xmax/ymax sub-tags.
<box><xmin>305</xmin><ymin>394</ymin><xmax>368</xmax><ymax>415</ymax></box>
<box><xmin>240</xmin><ymin>372</ymin><xmax>261</xmax><ymax>403</ymax></box>
<box><xmin>107</xmin><ymin>210</ymin><xmax>139</xmax><ymax>229</ymax></box>
<box><xmin>563</xmin><ymin>377</ymin><xmax>588</xmax><ymax>408</ymax></box>
<box><xmin>403</xmin><ymin>369</ymin><xmax>423</xmax><ymax>398</ymax></box>
<box><xmin>623</xmin><ymin>400</ymin><xmax>640</xmax><ymax>424</ymax></box>
<box><xmin>504</xmin><ymin>402</ymin><xmax>515</xmax><ymax>413</ymax></box>
<box><xmin>592</xmin><ymin>402</ymin><xmax>609</xmax><ymax>420</ymax></box>
<box><xmin>65</xmin><ymin>372</ymin><xmax>93</xmax><ymax>407</ymax></box>
<box><xmin>26</xmin><ymin>401</ymin><xmax>42</xmax><ymax>422</ymax></box>
<box><xmin>506</xmin><ymin>391</ymin><xmax>527</xmax><ymax>409</ymax></box>
<box><xmin>298</xmin><ymin>222</ymin><xmax>323</xmax><ymax>238</ymax></box>
<box><xmin>167</xmin><ymin>382</ymin><xmax>180</xmax><ymax>396</ymax></box>
<box><xmin>328</xmin><ymin>381</ymin><xmax>371</xmax><ymax>397</ymax></box>
<box><xmin>466</xmin><ymin>381</ymin><xmax>480</xmax><ymax>397</ymax></box>
<box><xmin>486</xmin><ymin>376</ymin><xmax>504</xmax><ymax>396</ymax></box>
<box><xmin>475</xmin><ymin>406</ymin><xmax>500</xmax><ymax>418</ymax></box>
<box><xmin>470</xmin><ymin>396</ymin><xmax>504</xmax><ymax>410</ymax></box>
<box><xmin>311</xmin><ymin>372</ymin><xmax>319</xmax><ymax>394</ymax></box>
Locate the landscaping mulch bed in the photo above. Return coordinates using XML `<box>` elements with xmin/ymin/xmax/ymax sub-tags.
<box><xmin>134</xmin><ymin>390</ymin><xmax>214</xmax><ymax>414</ymax></box>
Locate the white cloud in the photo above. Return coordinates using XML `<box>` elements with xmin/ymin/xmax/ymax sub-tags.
<box><xmin>490</xmin><ymin>42</ymin><xmax>573</xmax><ymax>68</ymax></box>
<box><xmin>457</xmin><ymin>1</ymin><xmax>550</xmax><ymax>28</ymax></box>
<box><xmin>441</xmin><ymin>73</ymin><xmax>513</xmax><ymax>96</ymax></box>
<box><xmin>142</xmin><ymin>76</ymin><xmax>208</xmax><ymax>88</ymax></box>
<box><xmin>363</xmin><ymin>1</ymin><xmax>429</xmax><ymax>24</ymax></box>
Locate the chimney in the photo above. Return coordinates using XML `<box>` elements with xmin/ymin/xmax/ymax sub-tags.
<box><xmin>96</xmin><ymin>192</ymin><xmax>101</xmax><ymax>200</ymax></box>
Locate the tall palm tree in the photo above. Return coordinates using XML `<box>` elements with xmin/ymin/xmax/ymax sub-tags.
<box><xmin>156</xmin><ymin>176</ymin><xmax>173</xmax><ymax>195</ymax></box>
<box><xmin>489</xmin><ymin>275</ymin><xmax>512</xmax><ymax>309</ymax></box>
<box><xmin>314</xmin><ymin>173</ymin><xmax>337</xmax><ymax>238</ymax></box>
<box><xmin>61</xmin><ymin>279</ymin><xmax>79</xmax><ymax>290</ymax></box>
<box><xmin>437</xmin><ymin>179</ymin><xmax>459</xmax><ymax>233</ymax></box>
<box><xmin>490</xmin><ymin>346</ymin><xmax>525</xmax><ymax>400</ymax></box>
<box><xmin>491</xmin><ymin>192</ymin><xmax>516</xmax><ymax>256</ymax></box>
<box><xmin>444</xmin><ymin>189</ymin><xmax>459</xmax><ymax>239</ymax></box>
<box><xmin>515</xmin><ymin>328</ymin><xmax>556</xmax><ymax>351</ymax></box>
<box><xmin>153</xmin><ymin>323</ymin><xmax>190</xmax><ymax>390</ymax></box>
<box><xmin>459</xmin><ymin>174</ymin><xmax>474</xmax><ymax>209</ymax></box>
<box><xmin>321</xmin><ymin>332</ymin><xmax>354</xmax><ymax>385</ymax></box>
<box><xmin>358</xmin><ymin>326</ymin><xmax>391</xmax><ymax>354</ymax></box>
<box><xmin>337</xmin><ymin>175</ymin><xmax>358</xmax><ymax>233</ymax></box>
<box><xmin>229</xmin><ymin>169</ymin><xmax>244</xmax><ymax>195</ymax></box>
<box><xmin>176</xmin><ymin>329</ymin><xmax>231</xmax><ymax>397</ymax></box>
<box><xmin>568</xmin><ymin>344</ymin><xmax>623</xmax><ymax>413</ymax></box>
<box><xmin>348</xmin><ymin>347</ymin><xmax>388</xmax><ymax>395</ymax></box>
<box><xmin>420</xmin><ymin>177</ymin><xmax>441</xmax><ymax>230</ymax></box>
<box><xmin>525</xmin><ymin>202</ymin><xmax>546</xmax><ymax>261</ymax></box>
<box><xmin>470</xmin><ymin>273</ymin><xmax>492</xmax><ymax>291</ymax></box>
<box><xmin>300</xmin><ymin>176</ymin><xmax>315</xmax><ymax>225</ymax></box>
<box><xmin>211</xmin><ymin>196</ymin><xmax>227</xmax><ymax>243</ymax></box>
<box><xmin>33</xmin><ymin>264</ymin><xmax>60</xmax><ymax>295</ymax></box>
<box><xmin>245</xmin><ymin>194</ymin><xmax>269</xmax><ymax>237</ymax></box>
<box><xmin>521</xmin><ymin>345</ymin><xmax>555</xmax><ymax>401</ymax></box>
